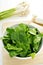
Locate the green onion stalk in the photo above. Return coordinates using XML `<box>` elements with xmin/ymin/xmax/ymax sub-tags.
<box><xmin>0</xmin><ymin>8</ymin><xmax>16</xmax><ymax>20</ymax></box>
<box><xmin>0</xmin><ymin>2</ymin><xmax>29</xmax><ymax>20</ymax></box>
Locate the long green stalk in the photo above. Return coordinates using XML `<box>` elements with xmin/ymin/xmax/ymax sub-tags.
<box><xmin>0</xmin><ymin>8</ymin><xmax>16</xmax><ymax>20</ymax></box>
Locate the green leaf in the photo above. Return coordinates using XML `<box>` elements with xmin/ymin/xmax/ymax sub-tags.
<box><xmin>33</xmin><ymin>34</ymin><xmax>42</xmax><ymax>52</ymax></box>
<box><xmin>28</xmin><ymin>53</ymin><xmax>36</xmax><ymax>59</ymax></box>
<box><xmin>18</xmin><ymin>23</ymin><xmax>29</xmax><ymax>32</ymax></box>
<box><xmin>39</xmin><ymin>33</ymin><xmax>43</xmax><ymax>38</ymax></box>
<box><xmin>7</xmin><ymin>43</ymin><xmax>22</xmax><ymax>51</ymax></box>
<box><xmin>28</xmin><ymin>28</ymin><xmax>37</xmax><ymax>35</ymax></box>
<box><xmin>33</xmin><ymin>35</ymin><xmax>41</xmax><ymax>43</ymax></box>
<box><xmin>9</xmin><ymin>51</ymin><xmax>17</xmax><ymax>57</ymax></box>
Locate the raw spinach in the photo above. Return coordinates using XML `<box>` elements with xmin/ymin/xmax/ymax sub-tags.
<box><xmin>2</xmin><ymin>23</ymin><xmax>42</xmax><ymax>58</ymax></box>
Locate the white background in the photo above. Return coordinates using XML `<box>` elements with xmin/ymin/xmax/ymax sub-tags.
<box><xmin>0</xmin><ymin>0</ymin><xmax>43</xmax><ymax>65</ymax></box>
<box><xmin>0</xmin><ymin>0</ymin><xmax>43</xmax><ymax>18</ymax></box>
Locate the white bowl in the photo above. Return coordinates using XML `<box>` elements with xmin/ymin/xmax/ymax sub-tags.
<box><xmin>2</xmin><ymin>23</ymin><xmax>43</xmax><ymax>60</ymax></box>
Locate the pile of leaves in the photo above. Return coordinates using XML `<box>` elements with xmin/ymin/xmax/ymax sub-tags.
<box><xmin>2</xmin><ymin>23</ymin><xmax>42</xmax><ymax>58</ymax></box>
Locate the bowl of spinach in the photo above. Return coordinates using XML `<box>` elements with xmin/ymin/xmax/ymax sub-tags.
<box><xmin>2</xmin><ymin>23</ymin><xmax>42</xmax><ymax>59</ymax></box>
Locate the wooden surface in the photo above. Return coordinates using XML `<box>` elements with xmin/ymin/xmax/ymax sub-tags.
<box><xmin>2</xmin><ymin>21</ymin><xmax>43</xmax><ymax>65</ymax></box>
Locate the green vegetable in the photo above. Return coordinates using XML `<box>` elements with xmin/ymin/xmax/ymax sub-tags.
<box><xmin>0</xmin><ymin>8</ymin><xmax>16</xmax><ymax>20</ymax></box>
<box><xmin>2</xmin><ymin>23</ymin><xmax>42</xmax><ymax>58</ymax></box>
<box><xmin>39</xmin><ymin>33</ymin><xmax>43</xmax><ymax>38</ymax></box>
<box><xmin>28</xmin><ymin>53</ymin><xmax>36</xmax><ymax>59</ymax></box>
<box><xmin>28</xmin><ymin>28</ymin><xmax>37</xmax><ymax>35</ymax></box>
<box><xmin>33</xmin><ymin>34</ymin><xmax>42</xmax><ymax>52</ymax></box>
<box><xmin>9</xmin><ymin>51</ymin><xmax>17</xmax><ymax>57</ymax></box>
<box><xmin>7</xmin><ymin>43</ymin><xmax>22</xmax><ymax>51</ymax></box>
